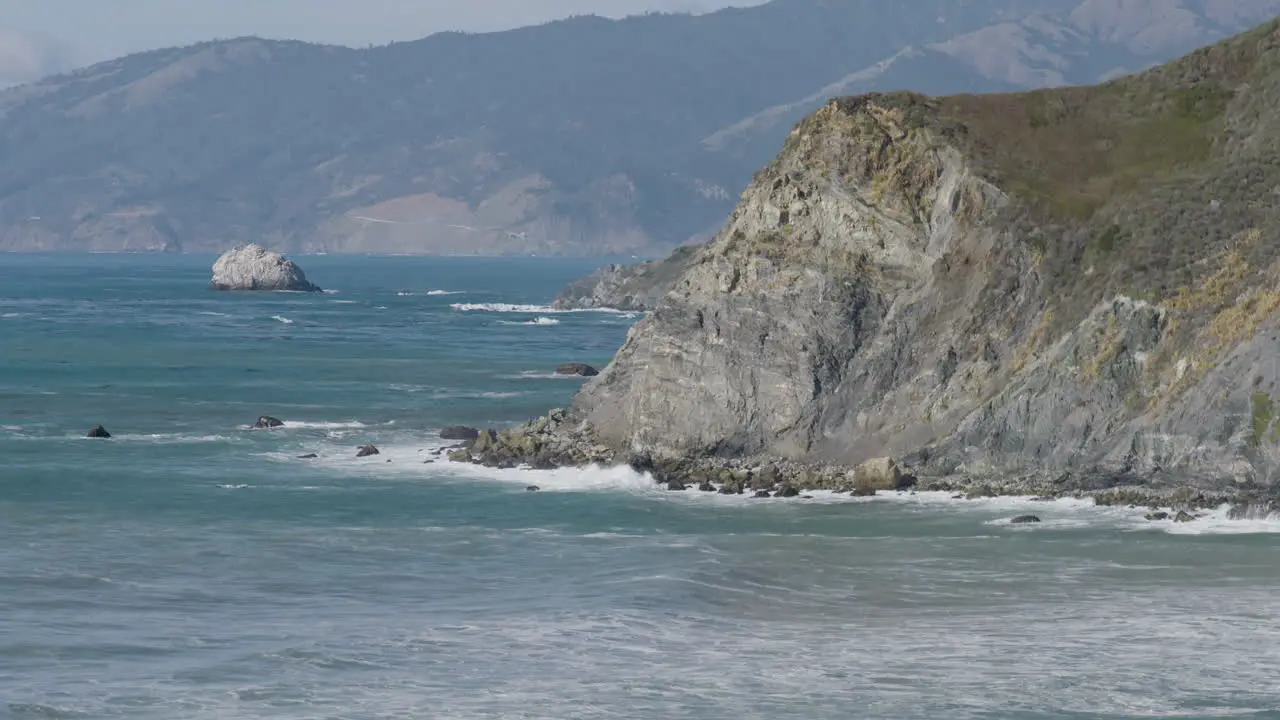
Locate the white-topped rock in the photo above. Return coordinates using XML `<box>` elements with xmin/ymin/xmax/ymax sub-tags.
<box><xmin>210</xmin><ymin>244</ymin><xmax>320</xmax><ymax>292</ymax></box>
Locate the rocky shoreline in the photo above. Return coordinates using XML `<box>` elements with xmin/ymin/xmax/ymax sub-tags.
<box><xmin>442</xmin><ymin>410</ymin><xmax>1275</xmax><ymax>521</ymax></box>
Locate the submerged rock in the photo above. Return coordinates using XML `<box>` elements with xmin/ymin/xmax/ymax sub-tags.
<box><xmin>1010</xmin><ymin>515</ymin><xmax>1041</xmax><ymax>524</ymax></box>
<box><xmin>526</xmin><ymin>485</ymin><xmax>541</xmax><ymax>492</ymax></box>
<box><xmin>297</xmin><ymin>453</ymin><xmax>318</xmax><ymax>459</ymax></box>
<box><xmin>1145</xmin><ymin>511</ymin><xmax>1170</xmax><ymax>521</ymax></box>
<box><xmin>555</xmin><ymin>363</ymin><xmax>599</xmax><ymax>377</ymax></box>
<box><xmin>440</xmin><ymin>426</ymin><xmax>480</xmax><ymax>441</ymax></box>
<box><xmin>1174</xmin><ymin>510</ymin><xmax>1196</xmax><ymax>523</ymax></box>
<box><xmin>356</xmin><ymin>444</ymin><xmax>380</xmax><ymax>458</ymax></box>
<box><xmin>210</xmin><ymin>244</ymin><xmax>321</xmax><ymax>292</ymax></box>
<box><xmin>253</xmin><ymin>415</ymin><xmax>284</xmax><ymax>429</ymax></box>
<box><xmin>86</xmin><ymin>424</ymin><xmax>111</xmax><ymax>439</ymax></box>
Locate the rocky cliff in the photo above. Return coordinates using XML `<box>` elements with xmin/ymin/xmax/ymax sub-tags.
<box><xmin>460</xmin><ymin>19</ymin><xmax>1280</xmax><ymax>508</ymax></box>
<box><xmin>552</xmin><ymin>245</ymin><xmax>699</xmax><ymax>311</ymax></box>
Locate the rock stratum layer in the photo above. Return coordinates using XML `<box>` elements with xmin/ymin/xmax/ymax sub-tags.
<box><xmin>461</xmin><ymin>20</ymin><xmax>1280</xmax><ymax>511</ymax></box>
<box><xmin>210</xmin><ymin>244</ymin><xmax>320</xmax><ymax>292</ymax></box>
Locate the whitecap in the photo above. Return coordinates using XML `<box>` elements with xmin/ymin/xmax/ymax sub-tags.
<box><xmin>450</xmin><ymin>302</ymin><xmax>630</xmax><ymax>314</ymax></box>
<box><xmin>330</xmin><ymin>300</ymin><xmax>358</xmax><ymax>305</ymax></box>
<box><xmin>427</xmin><ymin>290</ymin><xmax>464</xmax><ymax>296</ymax></box>
<box><xmin>1</xmin><ymin>312</ymin><xmax>22</xmax><ymax>318</ymax></box>
<box><xmin>271</xmin><ymin>315</ymin><xmax>294</xmax><ymax>325</ymax></box>
<box><xmin>499</xmin><ymin>317</ymin><xmax>561</xmax><ymax>326</ymax></box>
<box><xmin>217</xmin><ymin>484</ymin><xmax>252</xmax><ymax>490</ymax></box>
<box><xmin>199</xmin><ymin>311</ymin><xmax>231</xmax><ymax>317</ymax></box>
<box><xmin>277</xmin><ymin>420</ymin><xmax>370</xmax><ymax>430</ymax></box>
<box><xmin>322</xmin><ymin>289</ymin><xmax>340</xmax><ymax>294</ymax></box>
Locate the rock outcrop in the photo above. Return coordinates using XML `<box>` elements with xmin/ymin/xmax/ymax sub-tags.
<box><xmin>86</xmin><ymin>425</ymin><xmax>111</xmax><ymax>439</ymax></box>
<box><xmin>210</xmin><ymin>244</ymin><xmax>321</xmax><ymax>292</ymax></box>
<box><xmin>356</xmin><ymin>444</ymin><xmax>380</xmax><ymax>458</ymax></box>
<box><xmin>456</xmin><ymin>21</ymin><xmax>1280</xmax><ymax>510</ymax></box>
<box><xmin>555</xmin><ymin>363</ymin><xmax>599</xmax><ymax>377</ymax></box>
<box><xmin>439</xmin><ymin>426</ymin><xmax>480</xmax><ymax>441</ymax></box>
<box><xmin>553</xmin><ymin>245</ymin><xmax>699</xmax><ymax>311</ymax></box>
<box><xmin>252</xmin><ymin>416</ymin><xmax>284</xmax><ymax>429</ymax></box>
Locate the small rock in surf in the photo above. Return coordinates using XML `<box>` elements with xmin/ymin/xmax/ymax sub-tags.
<box><xmin>86</xmin><ymin>424</ymin><xmax>111</xmax><ymax>439</ymax></box>
<box><xmin>1010</xmin><ymin>515</ymin><xmax>1041</xmax><ymax>524</ymax></box>
<box><xmin>439</xmin><ymin>426</ymin><xmax>481</xmax><ymax>441</ymax></box>
<box><xmin>1145</xmin><ymin>511</ymin><xmax>1170</xmax><ymax>521</ymax></box>
<box><xmin>555</xmin><ymin>363</ymin><xmax>599</xmax><ymax>377</ymax></box>
<box><xmin>526</xmin><ymin>485</ymin><xmax>541</xmax><ymax>492</ymax></box>
<box><xmin>356</xmin><ymin>444</ymin><xmax>380</xmax><ymax>457</ymax></box>
<box><xmin>297</xmin><ymin>453</ymin><xmax>318</xmax><ymax>459</ymax></box>
<box><xmin>1174</xmin><ymin>510</ymin><xmax>1196</xmax><ymax>523</ymax></box>
<box><xmin>253</xmin><ymin>416</ymin><xmax>284</xmax><ymax>429</ymax></box>
<box><xmin>752</xmin><ymin>490</ymin><xmax>772</xmax><ymax>498</ymax></box>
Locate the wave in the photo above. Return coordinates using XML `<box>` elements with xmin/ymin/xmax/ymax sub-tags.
<box><xmin>1</xmin><ymin>312</ymin><xmax>22</xmax><ymax>318</ymax></box>
<box><xmin>261</xmin><ymin>420</ymin><xmax>373</xmax><ymax>430</ymax></box>
<box><xmin>427</xmin><ymin>290</ymin><xmax>465</xmax><ymax>296</ymax></box>
<box><xmin>450</xmin><ymin>303</ymin><xmax>630</xmax><ymax>314</ymax></box>
<box><xmin>499</xmin><ymin>317</ymin><xmax>561</xmax><ymax>326</ymax></box>
<box><xmin>217</xmin><ymin>484</ymin><xmax>252</xmax><ymax>490</ymax></box>
<box><xmin>506</xmin><ymin>371</ymin><xmax>592</xmax><ymax>380</ymax></box>
<box><xmin>271</xmin><ymin>315</ymin><xmax>294</xmax><ymax>325</ymax></box>
<box><xmin>322</xmin><ymin>289</ymin><xmax>340</xmax><ymax>294</ymax></box>
<box><xmin>330</xmin><ymin>300</ymin><xmax>358</xmax><ymax>305</ymax></box>
<box><xmin>198</xmin><ymin>311</ymin><xmax>231</xmax><ymax>317</ymax></box>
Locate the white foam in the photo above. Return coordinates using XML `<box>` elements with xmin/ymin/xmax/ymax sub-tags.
<box><xmin>427</xmin><ymin>290</ymin><xmax>464</xmax><ymax>296</ymax></box>
<box><xmin>499</xmin><ymin>317</ymin><xmax>561</xmax><ymax>326</ymax></box>
<box><xmin>450</xmin><ymin>302</ymin><xmax>630</xmax><ymax>314</ymax></box>
<box><xmin>322</xmin><ymin>289</ymin><xmax>340</xmax><ymax>294</ymax></box>
<box><xmin>280</xmin><ymin>420</ymin><xmax>371</xmax><ymax>430</ymax></box>
<box><xmin>198</xmin><ymin>311</ymin><xmax>231</xmax><ymax>317</ymax></box>
<box><xmin>217</xmin><ymin>484</ymin><xmax>252</xmax><ymax>490</ymax></box>
<box><xmin>271</xmin><ymin>315</ymin><xmax>294</xmax><ymax>325</ymax></box>
<box><xmin>396</xmin><ymin>291</ymin><xmax>414</xmax><ymax>296</ymax></box>
<box><xmin>2</xmin><ymin>312</ymin><xmax>22</xmax><ymax>318</ymax></box>
<box><xmin>506</xmin><ymin>371</ymin><xmax>591</xmax><ymax>380</ymax></box>
<box><xmin>331</xmin><ymin>300</ymin><xmax>358</xmax><ymax>304</ymax></box>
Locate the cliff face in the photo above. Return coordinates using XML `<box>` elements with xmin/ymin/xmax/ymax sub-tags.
<box><xmin>567</xmin><ymin>19</ymin><xmax>1280</xmax><ymax>492</ymax></box>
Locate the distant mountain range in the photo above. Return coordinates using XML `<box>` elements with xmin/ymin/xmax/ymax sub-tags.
<box><xmin>1</xmin><ymin>0</ymin><xmax>1278</xmax><ymax>254</ymax></box>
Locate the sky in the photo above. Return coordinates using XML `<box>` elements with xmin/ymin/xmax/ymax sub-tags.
<box><xmin>0</xmin><ymin>0</ymin><xmax>763</xmax><ymax>85</ymax></box>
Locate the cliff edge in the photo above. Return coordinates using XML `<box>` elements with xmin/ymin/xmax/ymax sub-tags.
<box><xmin>463</xmin><ymin>20</ymin><xmax>1280</xmax><ymax>507</ymax></box>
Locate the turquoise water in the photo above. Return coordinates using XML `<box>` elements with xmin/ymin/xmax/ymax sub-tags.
<box><xmin>3</xmin><ymin>254</ymin><xmax>1280</xmax><ymax>720</ymax></box>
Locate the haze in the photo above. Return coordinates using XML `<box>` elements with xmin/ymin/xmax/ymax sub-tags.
<box><xmin>0</xmin><ymin>0</ymin><xmax>764</xmax><ymax>85</ymax></box>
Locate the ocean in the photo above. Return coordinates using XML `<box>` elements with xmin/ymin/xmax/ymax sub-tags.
<box><xmin>3</xmin><ymin>253</ymin><xmax>1280</xmax><ymax>720</ymax></box>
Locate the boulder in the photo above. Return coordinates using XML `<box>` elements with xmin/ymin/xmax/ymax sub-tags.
<box><xmin>1010</xmin><ymin>515</ymin><xmax>1041</xmax><ymax>524</ymax></box>
<box><xmin>853</xmin><ymin>457</ymin><xmax>905</xmax><ymax>493</ymax></box>
<box><xmin>555</xmin><ymin>363</ymin><xmax>599</xmax><ymax>377</ymax></box>
<box><xmin>297</xmin><ymin>453</ymin><xmax>318</xmax><ymax>459</ymax></box>
<box><xmin>698</xmin><ymin>481</ymin><xmax>716</xmax><ymax>492</ymax></box>
<box><xmin>752</xmin><ymin>490</ymin><xmax>773</xmax><ymax>498</ymax></box>
<box><xmin>356</xmin><ymin>444</ymin><xmax>380</xmax><ymax>458</ymax></box>
<box><xmin>1174</xmin><ymin>510</ymin><xmax>1196</xmax><ymax>523</ymax></box>
<box><xmin>448</xmin><ymin>449</ymin><xmax>473</xmax><ymax>462</ymax></box>
<box><xmin>777</xmin><ymin>485</ymin><xmax>801</xmax><ymax>498</ymax></box>
<box><xmin>252</xmin><ymin>415</ymin><xmax>284</xmax><ymax>429</ymax></box>
<box><xmin>210</xmin><ymin>244</ymin><xmax>321</xmax><ymax>292</ymax></box>
<box><xmin>86</xmin><ymin>424</ymin><xmax>111</xmax><ymax>439</ymax></box>
<box><xmin>1145</xmin><ymin>511</ymin><xmax>1170</xmax><ymax>521</ymax></box>
<box><xmin>667</xmin><ymin>480</ymin><xmax>687</xmax><ymax>491</ymax></box>
<box><xmin>440</xmin><ymin>426</ymin><xmax>480</xmax><ymax>441</ymax></box>
<box><xmin>526</xmin><ymin>485</ymin><xmax>541</xmax><ymax>492</ymax></box>
<box><xmin>852</xmin><ymin>486</ymin><xmax>877</xmax><ymax>497</ymax></box>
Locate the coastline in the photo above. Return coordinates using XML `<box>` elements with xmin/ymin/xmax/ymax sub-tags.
<box><xmin>443</xmin><ymin>409</ymin><xmax>1274</xmax><ymax>522</ymax></box>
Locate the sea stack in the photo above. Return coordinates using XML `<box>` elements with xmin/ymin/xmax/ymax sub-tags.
<box><xmin>210</xmin><ymin>244</ymin><xmax>321</xmax><ymax>292</ymax></box>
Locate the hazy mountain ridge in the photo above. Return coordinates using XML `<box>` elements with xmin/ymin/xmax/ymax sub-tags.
<box><xmin>1</xmin><ymin>0</ymin><xmax>1278</xmax><ymax>254</ymax></box>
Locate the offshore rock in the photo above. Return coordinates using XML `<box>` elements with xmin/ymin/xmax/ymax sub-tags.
<box><xmin>86</xmin><ymin>424</ymin><xmax>111</xmax><ymax>439</ymax></box>
<box><xmin>210</xmin><ymin>244</ymin><xmax>321</xmax><ymax>292</ymax></box>
<box><xmin>1010</xmin><ymin>515</ymin><xmax>1041</xmax><ymax>524</ymax></box>
<box><xmin>356</xmin><ymin>444</ymin><xmax>380</xmax><ymax>458</ymax></box>
<box><xmin>555</xmin><ymin>363</ymin><xmax>599</xmax><ymax>377</ymax></box>
<box><xmin>252</xmin><ymin>415</ymin><xmax>284</xmax><ymax>429</ymax></box>
<box><xmin>440</xmin><ymin>426</ymin><xmax>480</xmax><ymax>441</ymax></box>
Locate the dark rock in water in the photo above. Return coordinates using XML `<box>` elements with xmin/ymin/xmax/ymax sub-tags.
<box><xmin>1145</xmin><ymin>511</ymin><xmax>1170</xmax><ymax>521</ymax></box>
<box><xmin>801</xmin><ymin>495</ymin><xmax>814</xmax><ymax>499</ymax></box>
<box><xmin>356</xmin><ymin>444</ymin><xmax>380</xmax><ymax>457</ymax></box>
<box><xmin>852</xmin><ymin>487</ymin><xmax>876</xmax><ymax>497</ymax></box>
<box><xmin>448</xmin><ymin>449</ymin><xmax>473</xmax><ymax>462</ymax></box>
<box><xmin>253</xmin><ymin>416</ymin><xmax>284</xmax><ymax>429</ymax></box>
<box><xmin>1010</xmin><ymin>515</ymin><xmax>1041</xmax><ymax>524</ymax></box>
<box><xmin>667</xmin><ymin>479</ymin><xmax>687</xmax><ymax>491</ymax></box>
<box><xmin>952</xmin><ymin>494</ymin><xmax>965</xmax><ymax>500</ymax></box>
<box><xmin>86</xmin><ymin>424</ymin><xmax>111</xmax><ymax>439</ymax></box>
<box><xmin>698</xmin><ymin>481</ymin><xmax>716</xmax><ymax>492</ymax></box>
<box><xmin>526</xmin><ymin>485</ymin><xmax>541</xmax><ymax>492</ymax></box>
<box><xmin>440</xmin><ymin>426</ymin><xmax>480</xmax><ymax>441</ymax></box>
<box><xmin>555</xmin><ymin>363</ymin><xmax>599</xmax><ymax>377</ymax></box>
<box><xmin>297</xmin><ymin>453</ymin><xmax>318</xmax><ymax>459</ymax></box>
<box><xmin>777</xmin><ymin>485</ymin><xmax>801</xmax><ymax>498</ymax></box>
<box><xmin>1174</xmin><ymin>510</ymin><xmax>1196</xmax><ymax>523</ymax></box>
<box><xmin>752</xmin><ymin>490</ymin><xmax>772</xmax><ymax>498</ymax></box>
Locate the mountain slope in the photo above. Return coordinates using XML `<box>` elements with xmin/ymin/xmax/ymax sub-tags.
<box><xmin>1</xmin><ymin>0</ymin><xmax>1278</xmax><ymax>254</ymax></box>
<box><xmin>476</xmin><ymin>18</ymin><xmax>1280</xmax><ymax>507</ymax></box>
